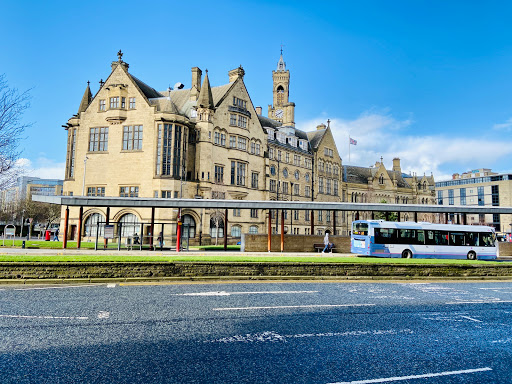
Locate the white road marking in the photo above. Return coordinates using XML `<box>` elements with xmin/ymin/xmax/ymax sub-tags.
<box><xmin>177</xmin><ymin>290</ymin><xmax>318</xmax><ymax>297</ymax></box>
<box><xmin>213</xmin><ymin>304</ymin><xmax>375</xmax><ymax>311</ymax></box>
<box><xmin>97</xmin><ymin>311</ymin><xmax>110</xmax><ymax>319</ymax></box>
<box><xmin>14</xmin><ymin>284</ymin><xmax>98</xmax><ymax>291</ymax></box>
<box><xmin>107</xmin><ymin>283</ymin><xmax>116</xmax><ymax>288</ymax></box>
<box><xmin>207</xmin><ymin>329</ymin><xmax>413</xmax><ymax>343</ymax></box>
<box><xmin>459</xmin><ymin>315</ymin><xmax>483</xmax><ymax>322</ymax></box>
<box><xmin>446</xmin><ymin>300</ymin><xmax>512</xmax><ymax>304</ymax></box>
<box><xmin>0</xmin><ymin>314</ymin><xmax>89</xmax><ymax>320</ymax></box>
<box><xmin>327</xmin><ymin>367</ymin><xmax>492</xmax><ymax>384</ymax></box>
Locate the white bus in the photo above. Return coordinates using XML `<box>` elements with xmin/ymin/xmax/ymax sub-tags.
<box><xmin>351</xmin><ymin>220</ymin><xmax>497</xmax><ymax>260</ymax></box>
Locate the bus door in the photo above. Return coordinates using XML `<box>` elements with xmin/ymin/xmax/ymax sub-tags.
<box><xmin>424</xmin><ymin>230</ymin><xmax>436</xmax><ymax>258</ymax></box>
<box><xmin>431</xmin><ymin>230</ymin><xmax>451</xmax><ymax>258</ymax></box>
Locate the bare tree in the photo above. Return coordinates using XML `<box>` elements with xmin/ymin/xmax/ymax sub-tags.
<box><xmin>0</xmin><ymin>74</ymin><xmax>31</xmax><ymax>189</ymax></box>
<box><xmin>209</xmin><ymin>210</ymin><xmax>224</xmax><ymax>245</ymax></box>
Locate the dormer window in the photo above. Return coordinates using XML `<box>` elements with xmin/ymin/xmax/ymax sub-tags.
<box><xmin>268</xmin><ymin>130</ymin><xmax>275</xmax><ymax>141</ymax></box>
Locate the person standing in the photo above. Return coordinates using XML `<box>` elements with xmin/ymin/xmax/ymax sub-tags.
<box><xmin>322</xmin><ymin>230</ymin><xmax>331</xmax><ymax>253</ymax></box>
<box><xmin>53</xmin><ymin>228</ymin><xmax>59</xmax><ymax>242</ymax></box>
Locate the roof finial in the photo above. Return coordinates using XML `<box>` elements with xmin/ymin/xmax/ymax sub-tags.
<box><xmin>280</xmin><ymin>43</ymin><xmax>285</xmax><ymax>55</ymax></box>
<box><xmin>117</xmin><ymin>49</ymin><xmax>123</xmax><ymax>61</ymax></box>
<box><xmin>327</xmin><ymin>119</ymin><xmax>331</xmax><ymax>128</ymax></box>
<box><xmin>380</xmin><ymin>156</ymin><xmax>383</xmax><ymax>163</ymax></box>
<box><xmin>99</xmin><ymin>79</ymin><xmax>104</xmax><ymax>87</ymax></box>
<box><xmin>87</xmin><ymin>80</ymin><xmax>90</xmax><ymax>87</ymax></box>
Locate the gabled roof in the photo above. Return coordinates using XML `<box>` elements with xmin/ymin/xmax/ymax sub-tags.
<box><xmin>148</xmin><ymin>97</ymin><xmax>180</xmax><ymax>114</ymax></box>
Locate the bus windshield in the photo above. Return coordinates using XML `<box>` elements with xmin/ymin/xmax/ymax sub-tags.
<box><xmin>352</xmin><ymin>222</ymin><xmax>368</xmax><ymax>236</ymax></box>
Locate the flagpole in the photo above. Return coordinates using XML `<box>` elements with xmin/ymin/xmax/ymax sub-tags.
<box><xmin>348</xmin><ymin>133</ymin><xmax>351</xmax><ymax>163</ymax></box>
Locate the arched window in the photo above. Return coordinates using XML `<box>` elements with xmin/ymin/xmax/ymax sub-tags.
<box><xmin>276</xmin><ymin>85</ymin><xmax>284</xmax><ymax>105</ymax></box>
<box><xmin>379</xmin><ymin>174</ymin><xmax>384</xmax><ymax>184</ymax></box>
<box><xmin>182</xmin><ymin>214</ymin><xmax>196</xmax><ymax>238</ymax></box>
<box><xmin>119</xmin><ymin>213</ymin><xmax>139</xmax><ymax>237</ymax></box>
<box><xmin>231</xmin><ymin>225</ymin><xmax>241</xmax><ymax>238</ymax></box>
<box><xmin>423</xmin><ymin>181</ymin><xmax>427</xmax><ymax>191</ymax></box>
<box><xmin>210</xmin><ymin>216</ymin><xmax>224</xmax><ymax>238</ymax></box>
<box><xmin>84</xmin><ymin>213</ymin><xmax>104</xmax><ymax>238</ymax></box>
<box><xmin>249</xmin><ymin>225</ymin><xmax>258</xmax><ymax>234</ymax></box>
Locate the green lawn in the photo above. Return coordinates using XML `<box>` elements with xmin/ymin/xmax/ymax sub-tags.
<box><xmin>0</xmin><ymin>253</ymin><xmax>502</xmax><ymax>265</ymax></box>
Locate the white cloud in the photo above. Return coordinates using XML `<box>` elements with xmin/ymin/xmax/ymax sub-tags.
<box><xmin>299</xmin><ymin>110</ymin><xmax>512</xmax><ymax>181</ymax></box>
<box><xmin>493</xmin><ymin>118</ymin><xmax>512</xmax><ymax>132</ymax></box>
<box><xmin>16</xmin><ymin>157</ymin><xmax>65</xmax><ymax>179</ymax></box>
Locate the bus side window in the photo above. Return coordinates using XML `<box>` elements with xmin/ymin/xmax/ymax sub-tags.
<box><xmin>479</xmin><ymin>233</ymin><xmax>493</xmax><ymax>247</ymax></box>
<box><xmin>435</xmin><ymin>230</ymin><xmax>448</xmax><ymax>246</ymax></box>
<box><xmin>417</xmin><ymin>230</ymin><xmax>425</xmax><ymax>244</ymax></box>
<box><xmin>425</xmin><ymin>230</ymin><xmax>435</xmax><ymax>245</ymax></box>
<box><xmin>467</xmin><ymin>232</ymin><xmax>478</xmax><ymax>246</ymax></box>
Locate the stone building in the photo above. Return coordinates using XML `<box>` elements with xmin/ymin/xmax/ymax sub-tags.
<box><xmin>342</xmin><ymin>158</ymin><xmax>436</xmax><ymax>232</ymax></box>
<box><xmin>60</xmin><ymin>51</ymin><xmax>434</xmax><ymax>244</ymax></box>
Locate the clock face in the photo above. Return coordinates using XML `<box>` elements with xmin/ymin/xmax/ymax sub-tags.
<box><xmin>276</xmin><ymin>109</ymin><xmax>283</xmax><ymax>118</ymax></box>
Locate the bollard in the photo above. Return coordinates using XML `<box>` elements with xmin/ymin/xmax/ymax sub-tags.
<box><xmin>22</xmin><ymin>240</ymin><xmax>25</xmax><ymax>249</ymax></box>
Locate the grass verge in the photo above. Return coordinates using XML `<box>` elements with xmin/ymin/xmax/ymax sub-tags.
<box><xmin>0</xmin><ymin>254</ymin><xmax>502</xmax><ymax>265</ymax></box>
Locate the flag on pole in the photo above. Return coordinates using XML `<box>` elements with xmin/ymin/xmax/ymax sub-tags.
<box><xmin>350</xmin><ymin>137</ymin><xmax>357</xmax><ymax>145</ymax></box>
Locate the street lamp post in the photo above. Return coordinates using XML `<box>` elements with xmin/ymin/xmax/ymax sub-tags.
<box><xmin>82</xmin><ymin>156</ymin><xmax>89</xmax><ymax>196</ymax></box>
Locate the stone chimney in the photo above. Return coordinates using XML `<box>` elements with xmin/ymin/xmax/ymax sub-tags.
<box><xmin>190</xmin><ymin>67</ymin><xmax>202</xmax><ymax>101</ymax></box>
<box><xmin>392</xmin><ymin>158</ymin><xmax>401</xmax><ymax>173</ymax></box>
<box><xmin>316</xmin><ymin>123</ymin><xmax>326</xmax><ymax>130</ymax></box>
<box><xmin>228</xmin><ymin>66</ymin><xmax>245</xmax><ymax>82</ymax></box>
<box><xmin>255</xmin><ymin>106</ymin><xmax>262</xmax><ymax>115</ymax></box>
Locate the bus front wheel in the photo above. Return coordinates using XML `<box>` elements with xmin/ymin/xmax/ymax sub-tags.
<box><xmin>402</xmin><ymin>249</ymin><xmax>413</xmax><ymax>259</ymax></box>
<box><xmin>467</xmin><ymin>251</ymin><xmax>477</xmax><ymax>260</ymax></box>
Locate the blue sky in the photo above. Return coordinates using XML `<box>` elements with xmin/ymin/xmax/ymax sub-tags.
<box><xmin>2</xmin><ymin>0</ymin><xmax>512</xmax><ymax>181</ymax></box>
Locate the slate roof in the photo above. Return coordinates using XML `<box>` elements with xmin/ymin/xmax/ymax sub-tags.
<box><xmin>148</xmin><ymin>97</ymin><xmax>180</xmax><ymax>114</ymax></box>
<box><xmin>258</xmin><ymin>115</ymin><xmax>282</xmax><ymax>129</ymax></box>
<box><xmin>307</xmin><ymin>129</ymin><xmax>326</xmax><ymax>150</ymax></box>
<box><xmin>343</xmin><ymin>165</ymin><xmax>412</xmax><ymax>188</ymax></box>
<box><xmin>129</xmin><ymin>74</ymin><xmax>162</xmax><ymax>99</ymax></box>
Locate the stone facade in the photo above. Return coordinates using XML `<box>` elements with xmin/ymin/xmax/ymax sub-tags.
<box><xmin>61</xmin><ymin>51</ymin><xmax>435</xmax><ymax>244</ymax></box>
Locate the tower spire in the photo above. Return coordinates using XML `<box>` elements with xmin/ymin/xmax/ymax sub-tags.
<box><xmin>78</xmin><ymin>81</ymin><xmax>92</xmax><ymax>113</ymax></box>
<box><xmin>277</xmin><ymin>47</ymin><xmax>286</xmax><ymax>71</ymax></box>
<box><xmin>197</xmin><ymin>69</ymin><xmax>214</xmax><ymax>109</ymax></box>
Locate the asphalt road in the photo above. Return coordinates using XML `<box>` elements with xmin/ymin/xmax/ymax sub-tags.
<box><xmin>0</xmin><ymin>281</ymin><xmax>511</xmax><ymax>383</ymax></box>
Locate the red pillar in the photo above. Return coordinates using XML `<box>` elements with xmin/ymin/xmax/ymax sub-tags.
<box><xmin>267</xmin><ymin>210</ymin><xmax>272</xmax><ymax>252</ymax></box>
<box><xmin>63</xmin><ymin>207</ymin><xmax>69</xmax><ymax>249</ymax></box>
<box><xmin>280</xmin><ymin>210</ymin><xmax>285</xmax><ymax>252</ymax></box>
<box><xmin>176</xmin><ymin>208</ymin><xmax>182</xmax><ymax>252</ymax></box>
<box><xmin>104</xmin><ymin>207</ymin><xmax>110</xmax><ymax>249</ymax></box>
<box><xmin>223</xmin><ymin>209</ymin><xmax>228</xmax><ymax>251</ymax></box>
<box><xmin>77</xmin><ymin>206</ymin><xmax>83</xmax><ymax>249</ymax></box>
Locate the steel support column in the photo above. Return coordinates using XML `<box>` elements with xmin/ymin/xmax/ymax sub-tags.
<box><xmin>310</xmin><ymin>210</ymin><xmax>314</xmax><ymax>235</ymax></box>
<box><xmin>332</xmin><ymin>210</ymin><xmax>337</xmax><ymax>235</ymax></box>
<box><xmin>224</xmin><ymin>209</ymin><xmax>228</xmax><ymax>251</ymax></box>
<box><xmin>150</xmin><ymin>207</ymin><xmax>155</xmax><ymax>250</ymax></box>
<box><xmin>104</xmin><ymin>207</ymin><xmax>110</xmax><ymax>249</ymax></box>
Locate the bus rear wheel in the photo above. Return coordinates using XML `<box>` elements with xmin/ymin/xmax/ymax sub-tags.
<box><xmin>402</xmin><ymin>249</ymin><xmax>413</xmax><ymax>259</ymax></box>
<box><xmin>467</xmin><ymin>251</ymin><xmax>477</xmax><ymax>260</ymax></box>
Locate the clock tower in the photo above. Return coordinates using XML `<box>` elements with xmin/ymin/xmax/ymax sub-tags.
<box><xmin>268</xmin><ymin>50</ymin><xmax>295</xmax><ymax>126</ymax></box>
